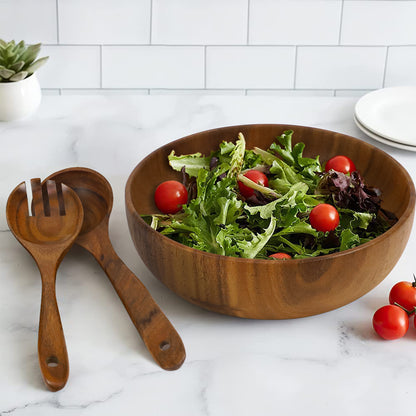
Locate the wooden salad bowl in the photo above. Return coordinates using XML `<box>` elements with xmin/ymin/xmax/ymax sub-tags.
<box><xmin>125</xmin><ymin>124</ymin><xmax>415</xmax><ymax>319</ymax></box>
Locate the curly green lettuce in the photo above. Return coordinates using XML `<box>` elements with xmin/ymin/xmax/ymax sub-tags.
<box><xmin>143</xmin><ymin>131</ymin><xmax>395</xmax><ymax>259</ymax></box>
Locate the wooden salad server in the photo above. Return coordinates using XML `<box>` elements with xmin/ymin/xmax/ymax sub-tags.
<box><xmin>6</xmin><ymin>179</ymin><xmax>84</xmax><ymax>391</ymax></box>
<box><xmin>45</xmin><ymin>168</ymin><xmax>186</xmax><ymax>371</ymax></box>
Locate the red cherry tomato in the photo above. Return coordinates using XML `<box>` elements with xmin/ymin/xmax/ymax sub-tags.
<box><xmin>325</xmin><ymin>155</ymin><xmax>356</xmax><ymax>174</ymax></box>
<box><xmin>238</xmin><ymin>170</ymin><xmax>269</xmax><ymax>198</ymax></box>
<box><xmin>309</xmin><ymin>204</ymin><xmax>340</xmax><ymax>232</ymax></box>
<box><xmin>154</xmin><ymin>180</ymin><xmax>188</xmax><ymax>214</ymax></box>
<box><xmin>269</xmin><ymin>252</ymin><xmax>292</xmax><ymax>260</ymax></box>
<box><xmin>373</xmin><ymin>305</ymin><xmax>409</xmax><ymax>340</ymax></box>
<box><xmin>389</xmin><ymin>281</ymin><xmax>416</xmax><ymax>313</ymax></box>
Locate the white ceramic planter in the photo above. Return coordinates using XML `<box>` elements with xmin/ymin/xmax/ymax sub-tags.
<box><xmin>0</xmin><ymin>73</ymin><xmax>42</xmax><ymax>121</ymax></box>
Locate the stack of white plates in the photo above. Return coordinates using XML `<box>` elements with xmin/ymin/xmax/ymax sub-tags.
<box><xmin>354</xmin><ymin>86</ymin><xmax>416</xmax><ymax>152</ymax></box>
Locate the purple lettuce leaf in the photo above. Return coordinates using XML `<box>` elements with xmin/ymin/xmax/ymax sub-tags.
<box><xmin>316</xmin><ymin>170</ymin><xmax>382</xmax><ymax>214</ymax></box>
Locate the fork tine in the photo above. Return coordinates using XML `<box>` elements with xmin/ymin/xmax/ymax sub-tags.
<box><xmin>55</xmin><ymin>181</ymin><xmax>66</xmax><ymax>215</ymax></box>
<box><xmin>24</xmin><ymin>180</ymin><xmax>32</xmax><ymax>216</ymax></box>
<box><xmin>17</xmin><ymin>182</ymin><xmax>30</xmax><ymax>217</ymax></box>
<box><xmin>46</xmin><ymin>180</ymin><xmax>60</xmax><ymax>216</ymax></box>
<box><xmin>30</xmin><ymin>178</ymin><xmax>43</xmax><ymax>216</ymax></box>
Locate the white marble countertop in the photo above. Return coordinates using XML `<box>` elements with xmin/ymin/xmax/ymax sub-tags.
<box><xmin>1</xmin><ymin>95</ymin><xmax>416</xmax><ymax>415</ymax></box>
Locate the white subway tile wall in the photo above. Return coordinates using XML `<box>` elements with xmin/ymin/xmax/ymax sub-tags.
<box><xmin>152</xmin><ymin>0</ymin><xmax>248</xmax><ymax>45</ymax></box>
<box><xmin>384</xmin><ymin>46</ymin><xmax>416</xmax><ymax>87</ymax></box>
<box><xmin>206</xmin><ymin>46</ymin><xmax>295</xmax><ymax>89</ymax></box>
<box><xmin>340</xmin><ymin>1</ymin><xmax>416</xmax><ymax>46</ymax></box>
<box><xmin>249</xmin><ymin>0</ymin><xmax>342</xmax><ymax>45</ymax></box>
<box><xmin>102</xmin><ymin>46</ymin><xmax>204</xmax><ymax>88</ymax></box>
<box><xmin>296</xmin><ymin>46</ymin><xmax>386</xmax><ymax>89</ymax></box>
<box><xmin>38</xmin><ymin>45</ymin><xmax>101</xmax><ymax>89</ymax></box>
<box><xmin>0</xmin><ymin>0</ymin><xmax>57</xmax><ymax>44</ymax></box>
<box><xmin>1</xmin><ymin>0</ymin><xmax>416</xmax><ymax>95</ymax></box>
<box><xmin>58</xmin><ymin>0</ymin><xmax>151</xmax><ymax>44</ymax></box>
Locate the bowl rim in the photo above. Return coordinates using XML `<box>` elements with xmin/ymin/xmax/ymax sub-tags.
<box><xmin>126</xmin><ymin>123</ymin><xmax>416</xmax><ymax>264</ymax></box>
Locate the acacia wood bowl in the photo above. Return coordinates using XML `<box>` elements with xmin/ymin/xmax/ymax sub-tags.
<box><xmin>125</xmin><ymin>124</ymin><xmax>415</xmax><ymax>319</ymax></box>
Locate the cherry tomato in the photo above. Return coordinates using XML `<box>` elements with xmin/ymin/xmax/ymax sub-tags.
<box><xmin>373</xmin><ymin>305</ymin><xmax>409</xmax><ymax>340</ymax></box>
<box><xmin>269</xmin><ymin>252</ymin><xmax>292</xmax><ymax>260</ymax></box>
<box><xmin>389</xmin><ymin>281</ymin><xmax>416</xmax><ymax>313</ymax></box>
<box><xmin>309</xmin><ymin>204</ymin><xmax>340</xmax><ymax>232</ymax></box>
<box><xmin>154</xmin><ymin>180</ymin><xmax>188</xmax><ymax>214</ymax></box>
<box><xmin>325</xmin><ymin>155</ymin><xmax>356</xmax><ymax>174</ymax></box>
<box><xmin>238</xmin><ymin>170</ymin><xmax>269</xmax><ymax>198</ymax></box>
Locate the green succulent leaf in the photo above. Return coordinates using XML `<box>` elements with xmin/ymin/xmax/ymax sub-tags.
<box><xmin>9</xmin><ymin>60</ymin><xmax>25</xmax><ymax>72</ymax></box>
<box><xmin>9</xmin><ymin>71</ymin><xmax>28</xmax><ymax>82</ymax></box>
<box><xmin>0</xmin><ymin>66</ymin><xmax>14</xmax><ymax>79</ymax></box>
<box><xmin>26</xmin><ymin>56</ymin><xmax>49</xmax><ymax>74</ymax></box>
<box><xmin>13</xmin><ymin>40</ymin><xmax>25</xmax><ymax>52</ymax></box>
<box><xmin>0</xmin><ymin>40</ymin><xmax>48</xmax><ymax>82</ymax></box>
<box><xmin>19</xmin><ymin>43</ymin><xmax>41</xmax><ymax>66</ymax></box>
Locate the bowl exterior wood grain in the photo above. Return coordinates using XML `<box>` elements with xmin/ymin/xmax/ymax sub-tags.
<box><xmin>126</xmin><ymin>124</ymin><xmax>415</xmax><ymax>319</ymax></box>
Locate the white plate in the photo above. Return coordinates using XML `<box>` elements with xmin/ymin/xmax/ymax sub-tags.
<box><xmin>354</xmin><ymin>114</ymin><xmax>416</xmax><ymax>152</ymax></box>
<box><xmin>354</xmin><ymin>86</ymin><xmax>416</xmax><ymax>147</ymax></box>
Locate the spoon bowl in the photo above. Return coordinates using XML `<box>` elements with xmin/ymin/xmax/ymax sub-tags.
<box><xmin>45</xmin><ymin>169</ymin><xmax>112</xmax><ymax>236</ymax></box>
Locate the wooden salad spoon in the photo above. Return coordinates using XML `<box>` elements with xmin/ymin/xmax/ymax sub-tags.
<box><xmin>6</xmin><ymin>179</ymin><xmax>83</xmax><ymax>391</ymax></box>
<box><xmin>45</xmin><ymin>168</ymin><xmax>186</xmax><ymax>371</ymax></box>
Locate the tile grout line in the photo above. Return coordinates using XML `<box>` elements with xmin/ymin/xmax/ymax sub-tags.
<box><xmin>100</xmin><ymin>45</ymin><xmax>103</xmax><ymax>88</ymax></box>
<box><xmin>149</xmin><ymin>0</ymin><xmax>153</xmax><ymax>44</ymax></box>
<box><xmin>247</xmin><ymin>0</ymin><xmax>251</xmax><ymax>45</ymax></box>
<box><xmin>58</xmin><ymin>88</ymin><xmax>344</xmax><ymax>91</ymax></box>
<box><xmin>204</xmin><ymin>46</ymin><xmax>207</xmax><ymax>89</ymax></box>
<box><xmin>41</xmin><ymin>43</ymin><xmax>416</xmax><ymax>48</ymax></box>
<box><xmin>293</xmin><ymin>46</ymin><xmax>298</xmax><ymax>89</ymax></box>
<box><xmin>382</xmin><ymin>46</ymin><xmax>389</xmax><ymax>88</ymax></box>
<box><xmin>48</xmin><ymin>87</ymin><xmax>370</xmax><ymax>97</ymax></box>
<box><xmin>56</xmin><ymin>0</ymin><xmax>60</xmax><ymax>44</ymax></box>
<box><xmin>338</xmin><ymin>0</ymin><xmax>345</xmax><ymax>45</ymax></box>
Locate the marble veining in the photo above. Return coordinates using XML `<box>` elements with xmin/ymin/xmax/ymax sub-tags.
<box><xmin>1</xmin><ymin>95</ymin><xmax>416</xmax><ymax>415</ymax></box>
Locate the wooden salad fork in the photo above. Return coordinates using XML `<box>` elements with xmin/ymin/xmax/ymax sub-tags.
<box><xmin>6</xmin><ymin>179</ymin><xmax>83</xmax><ymax>391</ymax></box>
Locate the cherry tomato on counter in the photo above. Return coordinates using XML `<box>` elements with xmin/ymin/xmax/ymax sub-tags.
<box><xmin>373</xmin><ymin>305</ymin><xmax>409</xmax><ymax>340</ymax></box>
<box><xmin>325</xmin><ymin>155</ymin><xmax>356</xmax><ymax>174</ymax></box>
<box><xmin>238</xmin><ymin>170</ymin><xmax>269</xmax><ymax>199</ymax></box>
<box><xmin>309</xmin><ymin>203</ymin><xmax>340</xmax><ymax>232</ymax></box>
<box><xmin>154</xmin><ymin>180</ymin><xmax>188</xmax><ymax>214</ymax></box>
<box><xmin>269</xmin><ymin>252</ymin><xmax>292</xmax><ymax>260</ymax></box>
<box><xmin>389</xmin><ymin>279</ymin><xmax>416</xmax><ymax>313</ymax></box>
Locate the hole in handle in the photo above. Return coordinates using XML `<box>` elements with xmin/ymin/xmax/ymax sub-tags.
<box><xmin>159</xmin><ymin>341</ymin><xmax>171</xmax><ymax>351</ymax></box>
<box><xmin>46</xmin><ymin>356</ymin><xmax>59</xmax><ymax>368</ymax></box>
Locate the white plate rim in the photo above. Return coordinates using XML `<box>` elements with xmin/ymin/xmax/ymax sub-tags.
<box><xmin>354</xmin><ymin>86</ymin><xmax>416</xmax><ymax>147</ymax></box>
<box><xmin>354</xmin><ymin>114</ymin><xmax>416</xmax><ymax>152</ymax></box>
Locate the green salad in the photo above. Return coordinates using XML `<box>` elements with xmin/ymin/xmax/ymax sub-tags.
<box><xmin>144</xmin><ymin>130</ymin><xmax>396</xmax><ymax>259</ymax></box>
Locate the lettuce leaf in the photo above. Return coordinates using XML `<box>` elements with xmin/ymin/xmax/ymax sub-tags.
<box><xmin>168</xmin><ymin>150</ymin><xmax>211</xmax><ymax>177</ymax></box>
<box><xmin>236</xmin><ymin>216</ymin><xmax>277</xmax><ymax>259</ymax></box>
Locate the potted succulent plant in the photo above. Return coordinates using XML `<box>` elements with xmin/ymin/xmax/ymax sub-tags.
<box><xmin>0</xmin><ymin>40</ymin><xmax>49</xmax><ymax>121</ymax></box>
